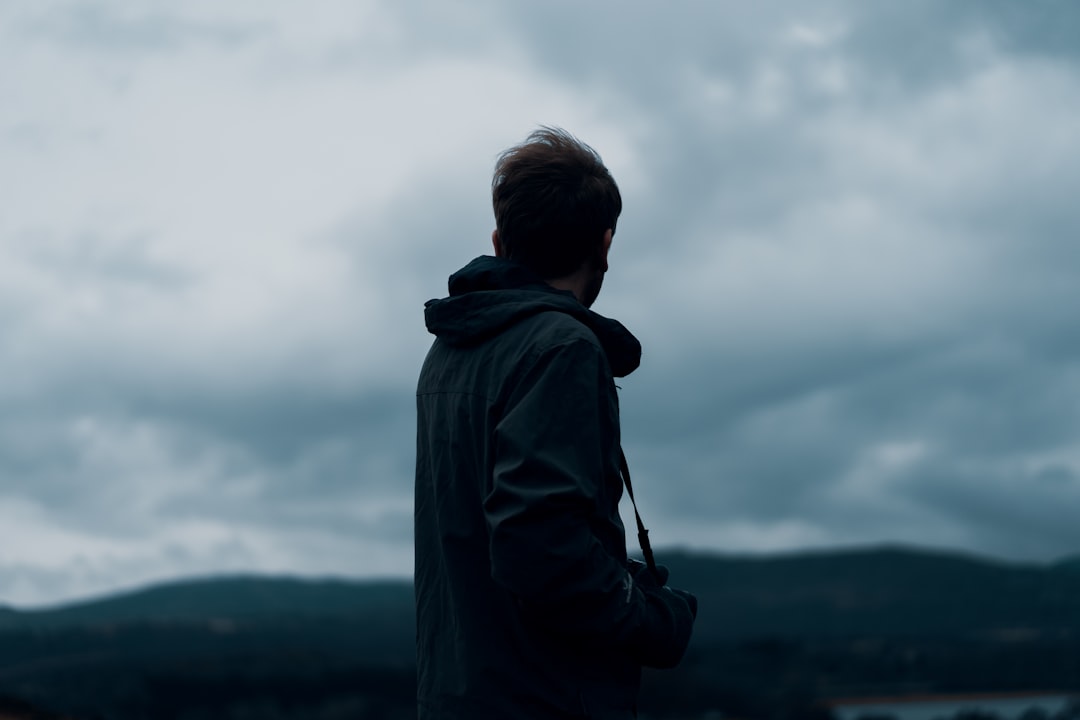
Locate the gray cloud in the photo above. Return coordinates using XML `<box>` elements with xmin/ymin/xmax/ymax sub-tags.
<box><xmin>3</xmin><ymin>0</ymin><xmax>1080</xmax><ymax>605</ymax></box>
<box><xmin>17</xmin><ymin>2</ymin><xmax>266</xmax><ymax>54</ymax></box>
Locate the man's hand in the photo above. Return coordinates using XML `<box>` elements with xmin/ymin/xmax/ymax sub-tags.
<box><xmin>627</xmin><ymin>559</ymin><xmax>697</xmax><ymax>618</ymax></box>
<box><xmin>624</xmin><ymin>559</ymin><xmax>698</xmax><ymax>668</ymax></box>
<box><xmin>627</xmin><ymin>558</ymin><xmax>669</xmax><ymax>588</ymax></box>
<box><xmin>672</xmin><ymin>588</ymin><xmax>698</xmax><ymax>619</ymax></box>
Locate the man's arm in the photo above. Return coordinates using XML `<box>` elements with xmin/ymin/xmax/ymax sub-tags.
<box><xmin>484</xmin><ymin>337</ymin><xmax>693</xmax><ymax>667</ymax></box>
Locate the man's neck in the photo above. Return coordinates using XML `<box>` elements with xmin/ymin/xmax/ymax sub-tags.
<box><xmin>545</xmin><ymin>263</ymin><xmax>603</xmax><ymax>308</ymax></box>
<box><xmin>545</xmin><ymin>274</ymin><xmax>583</xmax><ymax>303</ymax></box>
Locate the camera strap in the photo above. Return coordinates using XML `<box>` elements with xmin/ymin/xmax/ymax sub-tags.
<box><xmin>618</xmin><ymin>447</ymin><xmax>657</xmax><ymax>576</ymax></box>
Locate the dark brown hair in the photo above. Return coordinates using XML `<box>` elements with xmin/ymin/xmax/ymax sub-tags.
<box><xmin>492</xmin><ymin>127</ymin><xmax>622</xmax><ymax>279</ymax></box>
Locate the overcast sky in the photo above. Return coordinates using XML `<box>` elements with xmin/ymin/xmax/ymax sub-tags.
<box><xmin>3</xmin><ymin>0</ymin><xmax>1080</xmax><ymax>607</ymax></box>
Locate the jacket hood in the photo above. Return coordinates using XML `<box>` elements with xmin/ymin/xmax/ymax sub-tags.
<box><xmin>424</xmin><ymin>255</ymin><xmax>641</xmax><ymax>377</ymax></box>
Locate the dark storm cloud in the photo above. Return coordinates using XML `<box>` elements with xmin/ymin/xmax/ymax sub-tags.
<box><xmin>4</xmin><ymin>0</ymin><xmax>1080</xmax><ymax>605</ymax></box>
<box><xmin>422</xmin><ymin>0</ymin><xmax>1080</xmax><ymax>560</ymax></box>
<box><xmin>0</xmin><ymin>376</ymin><xmax>414</xmax><ymax>528</ymax></box>
<box><xmin>843</xmin><ymin>0</ymin><xmax>1080</xmax><ymax>81</ymax></box>
<box><xmin>620</xmin><ymin>319</ymin><xmax>1080</xmax><ymax>556</ymax></box>
<box><xmin>2</xmin><ymin>225</ymin><xmax>415</xmax><ymax>585</ymax></box>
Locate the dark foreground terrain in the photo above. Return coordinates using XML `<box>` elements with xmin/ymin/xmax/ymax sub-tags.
<box><xmin>2</xmin><ymin>546</ymin><xmax>1079</xmax><ymax>720</ymax></box>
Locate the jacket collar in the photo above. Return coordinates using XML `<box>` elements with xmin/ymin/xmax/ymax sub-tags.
<box><xmin>425</xmin><ymin>256</ymin><xmax>641</xmax><ymax>378</ymax></box>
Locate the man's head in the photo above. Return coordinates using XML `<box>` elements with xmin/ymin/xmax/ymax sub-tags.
<box><xmin>491</xmin><ymin>127</ymin><xmax>621</xmax><ymax>306</ymax></box>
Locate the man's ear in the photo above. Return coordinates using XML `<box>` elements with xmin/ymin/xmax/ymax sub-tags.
<box><xmin>492</xmin><ymin>230</ymin><xmax>504</xmax><ymax>258</ymax></box>
<box><xmin>599</xmin><ymin>228</ymin><xmax>613</xmax><ymax>272</ymax></box>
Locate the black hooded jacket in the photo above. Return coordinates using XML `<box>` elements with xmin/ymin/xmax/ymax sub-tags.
<box><xmin>415</xmin><ymin>256</ymin><xmax>693</xmax><ymax>719</ymax></box>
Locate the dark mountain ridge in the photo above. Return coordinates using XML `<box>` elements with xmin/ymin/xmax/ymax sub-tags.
<box><xmin>662</xmin><ymin>543</ymin><xmax>1080</xmax><ymax>639</ymax></box>
<box><xmin>4</xmin><ymin>544</ymin><xmax>1080</xmax><ymax>640</ymax></box>
<box><xmin>0</xmin><ymin>576</ymin><xmax>412</xmax><ymax>630</ymax></box>
<box><xmin>3</xmin><ymin>545</ymin><xmax>1080</xmax><ymax>720</ymax></box>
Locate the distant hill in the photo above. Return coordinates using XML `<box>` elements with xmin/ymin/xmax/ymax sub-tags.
<box><xmin>1055</xmin><ymin>555</ymin><xmax>1080</xmax><ymax>573</ymax></box>
<box><xmin>656</xmin><ymin>544</ymin><xmax>1080</xmax><ymax>641</ymax></box>
<box><xmin>0</xmin><ymin>576</ymin><xmax>412</xmax><ymax>630</ymax></box>
<box><xmin>0</xmin><ymin>577</ymin><xmax>418</xmax><ymax>720</ymax></box>
<box><xmin>4</xmin><ymin>545</ymin><xmax>1080</xmax><ymax>642</ymax></box>
<box><xmin>2</xmin><ymin>545</ymin><xmax>1079</xmax><ymax>720</ymax></box>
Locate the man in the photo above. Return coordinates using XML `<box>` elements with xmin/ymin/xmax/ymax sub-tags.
<box><xmin>415</xmin><ymin>127</ymin><xmax>696</xmax><ymax>719</ymax></box>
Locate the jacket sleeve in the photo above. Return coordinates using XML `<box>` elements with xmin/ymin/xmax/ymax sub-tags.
<box><xmin>484</xmin><ymin>337</ymin><xmax>693</xmax><ymax>665</ymax></box>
